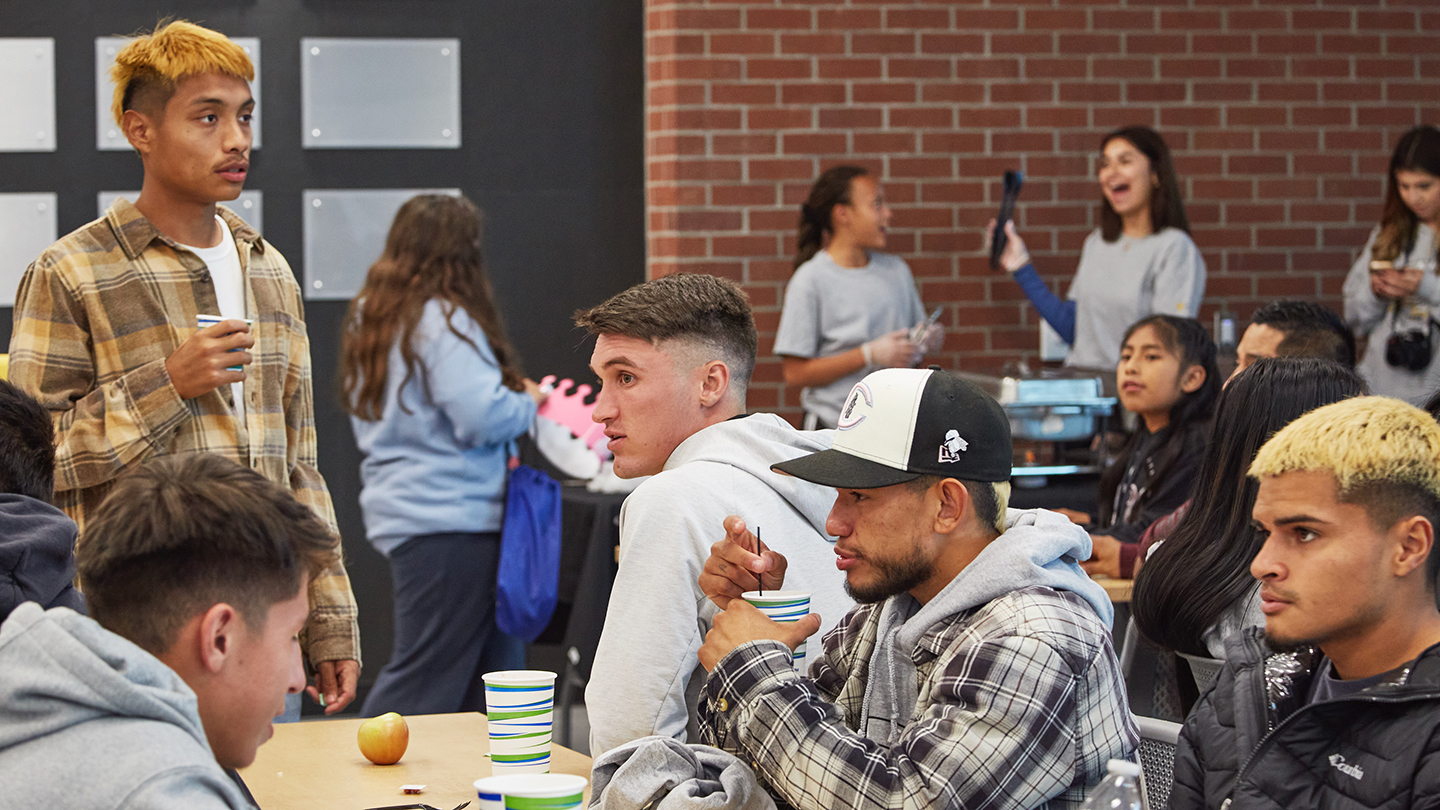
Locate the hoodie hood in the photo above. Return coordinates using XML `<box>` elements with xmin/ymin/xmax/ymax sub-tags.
<box><xmin>0</xmin><ymin>603</ymin><xmax>209</xmax><ymax>756</ymax></box>
<box><xmin>0</xmin><ymin>493</ymin><xmax>86</xmax><ymax>618</ymax></box>
<box><xmin>861</xmin><ymin>508</ymin><xmax>1111</xmax><ymax>744</ymax></box>
<box><xmin>664</xmin><ymin>413</ymin><xmax>836</xmax><ymax>539</ymax></box>
<box><xmin>903</xmin><ymin>507</ymin><xmax>1113</xmax><ymax>635</ymax></box>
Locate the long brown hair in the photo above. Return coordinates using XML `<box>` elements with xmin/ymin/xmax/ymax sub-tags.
<box><xmin>793</xmin><ymin>165</ymin><xmax>869</xmax><ymax>269</ymax></box>
<box><xmin>1372</xmin><ymin>125</ymin><xmax>1440</xmax><ymax>263</ymax></box>
<box><xmin>1098</xmin><ymin>126</ymin><xmax>1190</xmax><ymax>243</ymax></box>
<box><xmin>341</xmin><ymin>194</ymin><xmax>524</xmax><ymax>421</ymax></box>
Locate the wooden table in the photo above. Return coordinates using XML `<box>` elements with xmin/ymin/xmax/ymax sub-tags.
<box><xmin>1092</xmin><ymin>575</ymin><xmax>1133</xmax><ymax>603</ymax></box>
<box><xmin>238</xmin><ymin>712</ymin><xmax>592</xmax><ymax>810</ymax></box>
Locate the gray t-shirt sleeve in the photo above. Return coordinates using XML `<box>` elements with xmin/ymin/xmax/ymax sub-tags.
<box><xmin>1149</xmin><ymin>232</ymin><xmax>1206</xmax><ymax>318</ymax></box>
<box><xmin>774</xmin><ymin>268</ymin><xmax>822</xmax><ymax>359</ymax></box>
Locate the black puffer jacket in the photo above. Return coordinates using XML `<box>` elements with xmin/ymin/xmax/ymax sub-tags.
<box><xmin>1170</xmin><ymin>627</ymin><xmax>1440</xmax><ymax>810</ymax></box>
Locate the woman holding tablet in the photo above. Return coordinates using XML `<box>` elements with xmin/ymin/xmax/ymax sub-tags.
<box><xmin>1343</xmin><ymin>125</ymin><xmax>1440</xmax><ymax>404</ymax></box>
<box><xmin>991</xmin><ymin>125</ymin><xmax>1206</xmax><ymax>370</ymax></box>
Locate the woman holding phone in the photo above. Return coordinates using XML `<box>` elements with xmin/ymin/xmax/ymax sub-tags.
<box><xmin>1343</xmin><ymin>125</ymin><xmax>1440</xmax><ymax>405</ymax></box>
<box><xmin>774</xmin><ymin>165</ymin><xmax>943</xmax><ymax>429</ymax></box>
<box><xmin>991</xmin><ymin>125</ymin><xmax>1206</xmax><ymax>370</ymax></box>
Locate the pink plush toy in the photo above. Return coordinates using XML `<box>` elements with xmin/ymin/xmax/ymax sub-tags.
<box><xmin>537</xmin><ymin>375</ymin><xmax>608</xmax><ymax>451</ymax></box>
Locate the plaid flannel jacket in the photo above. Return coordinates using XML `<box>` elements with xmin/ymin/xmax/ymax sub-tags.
<box><xmin>8</xmin><ymin>199</ymin><xmax>360</xmax><ymax>665</ymax></box>
<box><xmin>700</xmin><ymin>586</ymin><xmax>1137</xmax><ymax>810</ymax></box>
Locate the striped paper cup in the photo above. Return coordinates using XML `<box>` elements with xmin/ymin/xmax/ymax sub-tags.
<box><xmin>483</xmin><ymin>670</ymin><xmax>557</xmax><ymax>774</ymax></box>
<box><xmin>195</xmin><ymin>315</ymin><xmax>253</xmax><ymax>371</ymax></box>
<box><xmin>474</xmin><ymin>774</ymin><xmax>587</xmax><ymax>810</ymax></box>
<box><xmin>741</xmin><ymin>590</ymin><xmax>812</xmax><ymax>673</ymax></box>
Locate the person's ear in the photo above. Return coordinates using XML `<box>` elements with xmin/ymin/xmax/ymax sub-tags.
<box><xmin>697</xmin><ymin>360</ymin><xmax>731</xmax><ymax>409</ymax></box>
<box><xmin>932</xmin><ymin>478</ymin><xmax>970</xmax><ymax>535</ymax></box>
<box><xmin>1392</xmin><ymin>515</ymin><xmax>1434</xmax><ymax>580</ymax></box>
<box><xmin>1179</xmin><ymin>363</ymin><xmax>1206</xmax><ymax>394</ymax></box>
<box><xmin>828</xmin><ymin>199</ymin><xmax>852</xmax><ymax>234</ymax></box>
<box><xmin>197</xmin><ymin>603</ymin><xmax>241</xmax><ymax>676</ymax></box>
<box><xmin>121</xmin><ymin>108</ymin><xmax>156</xmax><ymax>156</ymax></box>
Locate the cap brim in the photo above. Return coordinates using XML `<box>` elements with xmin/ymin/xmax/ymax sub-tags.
<box><xmin>771</xmin><ymin>448</ymin><xmax>921</xmax><ymax>489</ymax></box>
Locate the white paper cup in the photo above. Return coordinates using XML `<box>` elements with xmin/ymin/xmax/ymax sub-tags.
<box><xmin>196</xmin><ymin>315</ymin><xmax>254</xmax><ymax>371</ymax></box>
<box><xmin>475</xmin><ymin>774</ymin><xmax>587</xmax><ymax>810</ymax></box>
<box><xmin>483</xmin><ymin>670</ymin><xmax>557</xmax><ymax>774</ymax></box>
<box><xmin>742</xmin><ymin>590</ymin><xmax>812</xmax><ymax>673</ymax></box>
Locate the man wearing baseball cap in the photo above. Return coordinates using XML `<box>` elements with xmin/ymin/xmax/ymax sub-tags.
<box><xmin>696</xmin><ymin>368</ymin><xmax>1136</xmax><ymax>810</ymax></box>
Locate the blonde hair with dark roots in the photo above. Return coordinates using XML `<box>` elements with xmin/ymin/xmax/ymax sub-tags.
<box><xmin>1250</xmin><ymin>396</ymin><xmax>1440</xmax><ymax>501</ymax></box>
<box><xmin>110</xmin><ymin>19</ymin><xmax>254</xmax><ymax>126</ymax></box>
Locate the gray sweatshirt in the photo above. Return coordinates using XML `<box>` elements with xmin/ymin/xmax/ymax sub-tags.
<box><xmin>1344</xmin><ymin>223</ymin><xmax>1440</xmax><ymax>405</ymax></box>
<box><xmin>586</xmin><ymin>414</ymin><xmax>853</xmax><ymax>757</ymax></box>
<box><xmin>0</xmin><ymin>603</ymin><xmax>253</xmax><ymax>809</ymax></box>
<box><xmin>1066</xmin><ymin>227</ymin><xmax>1206</xmax><ymax>370</ymax></box>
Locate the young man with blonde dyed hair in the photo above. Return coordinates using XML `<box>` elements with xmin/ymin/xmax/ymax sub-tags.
<box><xmin>7</xmin><ymin>20</ymin><xmax>360</xmax><ymax>712</ymax></box>
<box><xmin>1172</xmin><ymin>396</ymin><xmax>1440</xmax><ymax>810</ymax></box>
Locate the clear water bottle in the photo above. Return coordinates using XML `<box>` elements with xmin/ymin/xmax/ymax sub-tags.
<box><xmin>1081</xmin><ymin>758</ymin><xmax>1145</xmax><ymax>810</ymax></box>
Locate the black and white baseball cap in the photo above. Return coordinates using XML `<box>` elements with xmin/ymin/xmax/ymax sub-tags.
<box><xmin>773</xmin><ymin>367</ymin><xmax>1012</xmax><ymax>488</ymax></box>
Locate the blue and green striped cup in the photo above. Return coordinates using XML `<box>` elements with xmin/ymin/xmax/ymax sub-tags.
<box><xmin>482</xmin><ymin>670</ymin><xmax>557</xmax><ymax>775</ymax></box>
<box><xmin>741</xmin><ymin>590</ymin><xmax>812</xmax><ymax>673</ymax></box>
<box><xmin>474</xmin><ymin>774</ymin><xmax>587</xmax><ymax>810</ymax></box>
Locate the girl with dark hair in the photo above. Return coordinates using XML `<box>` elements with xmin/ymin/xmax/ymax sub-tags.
<box><xmin>340</xmin><ymin>194</ymin><xmax>545</xmax><ymax>716</ymax></box>
<box><xmin>991</xmin><ymin>126</ymin><xmax>1206</xmax><ymax>370</ymax></box>
<box><xmin>1132</xmin><ymin>357</ymin><xmax>1368</xmax><ymax>663</ymax></box>
<box><xmin>1061</xmin><ymin>315</ymin><xmax>1218</xmax><ymax>579</ymax></box>
<box><xmin>1344</xmin><ymin>125</ymin><xmax>1440</xmax><ymax>405</ymax></box>
<box><xmin>773</xmin><ymin>166</ymin><xmax>943</xmax><ymax>429</ymax></box>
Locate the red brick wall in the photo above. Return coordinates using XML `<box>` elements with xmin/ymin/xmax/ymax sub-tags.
<box><xmin>644</xmin><ymin>0</ymin><xmax>1440</xmax><ymax>420</ymax></box>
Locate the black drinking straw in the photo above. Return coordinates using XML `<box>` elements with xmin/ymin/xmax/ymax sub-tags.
<box><xmin>756</xmin><ymin>526</ymin><xmax>762</xmax><ymax>596</ymax></box>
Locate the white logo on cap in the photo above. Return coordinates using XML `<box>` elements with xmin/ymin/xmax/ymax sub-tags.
<box><xmin>837</xmin><ymin>382</ymin><xmax>873</xmax><ymax>430</ymax></box>
<box><xmin>938</xmin><ymin>429</ymin><xmax>968</xmax><ymax>463</ymax></box>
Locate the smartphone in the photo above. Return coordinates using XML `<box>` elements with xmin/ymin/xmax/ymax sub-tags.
<box><xmin>989</xmin><ymin>170</ymin><xmax>1025</xmax><ymax>271</ymax></box>
<box><xmin>911</xmin><ymin>306</ymin><xmax>943</xmax><ymax>345</ymax></box>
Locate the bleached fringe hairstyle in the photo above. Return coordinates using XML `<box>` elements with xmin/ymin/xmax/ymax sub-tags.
<box><xmin>110</xmin><ymin>20</ymin><xmax>254</xmax><ymax>127</ymax></box>
<box><xmin>1249</xmin><ymin>395</ymin><xmax>1440</xmax><ymax>502</ymax></box>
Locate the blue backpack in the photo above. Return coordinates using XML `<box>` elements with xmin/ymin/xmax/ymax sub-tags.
<box><xmin>496</xmin><ymin>463</ymin><xmax>562</xmax><ymax>642</ymax></box>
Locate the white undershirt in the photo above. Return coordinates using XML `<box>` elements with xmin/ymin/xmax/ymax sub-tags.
<box><xmin>178</xmin><ymin>216</ymin><xmax>246</xmax><ymax>423</ymax></box>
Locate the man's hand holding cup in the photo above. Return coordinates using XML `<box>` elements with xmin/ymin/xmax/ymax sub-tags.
<box><xmin>699</xmin><ymin>599</ymin><xmax>821</xmax><ymax>672</ymax></box>
<box><xmin>166</xmin><ymin>317</ymin><xmax>253</xmax><ymax>400</ymax></box>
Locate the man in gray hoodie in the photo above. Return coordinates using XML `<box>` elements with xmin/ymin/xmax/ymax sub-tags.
<box><xmin>0</xmin><ymin>453</ymin><xmax>338</xmax><ymax>808</ymax></box>
<box><xmin>577</xmin><ymin>273</ymin><xmax>852</xmax><ymax>756</ymax></box>
<box><xmin>698</xmin><ymin>368</ymin><xmax>1136</xmax><ymax>810</ymax></box>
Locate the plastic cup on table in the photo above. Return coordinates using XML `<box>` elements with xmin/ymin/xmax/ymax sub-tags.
<box><xmin>482</xmin><ymin>670</ymin><xmax>557</xmax><ymax>774</ymax></box>
<box><xmin>741</xmin><ymin>590</ymin><xmax>812</xmax><ymax>673</ymax></box>
<box><xmin>474</xmin><ymin>774</ymin><xmax>588</xmax><ymax>810</ymax></box>
<box><xmin>195</xmin><ymin>314</ymin><xmax>254</xmax><ymax>371</ymax></box>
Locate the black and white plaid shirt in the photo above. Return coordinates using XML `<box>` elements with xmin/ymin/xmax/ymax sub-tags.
<box><xmin>699</xmin><ymin>586</ymin><xmax>1137</xmax><ymax>810</ymax></box>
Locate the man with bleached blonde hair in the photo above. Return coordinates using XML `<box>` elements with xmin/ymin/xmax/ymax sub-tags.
<box><xmin>8</xmin><ymin>19</ymin><xmax>360</xmax><ymax>713</ymax></box>
<box><xmin>1172</xmin><ymin>396</ymin><xmax>1440</xmax><ymax>810</ymax></box>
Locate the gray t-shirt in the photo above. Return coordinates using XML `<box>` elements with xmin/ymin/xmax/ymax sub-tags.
<box><xmin>1307</xmin><ymin>657</ymin><xmax>1411</xmax><ymax>704</ymax></box>
<box><xmin>774</xmin><ymin>250</ymin><xmax>925</xmax><ymax>425</ymax></box>
<box><xmin>1343</xmin><ymin>223</ymin><xmax>1440</xmax><ymax>406</ymax></box>
<box><xmin>1065</xmin><ymin>227</ymin><xmax>1207</xmax><ymax>369</ymax></box>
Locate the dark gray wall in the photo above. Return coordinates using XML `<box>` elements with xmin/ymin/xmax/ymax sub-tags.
<box><xmin>0</xmin><ymin>0</ymin><xmax>644</xmax><ymax>702</ymax></box>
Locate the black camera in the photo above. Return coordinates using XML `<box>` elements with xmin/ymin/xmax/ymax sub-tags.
<box><xmin>1386</xmin><ymin>327</ymin><xmax>1434</xmax><ymax>371</ymax></box>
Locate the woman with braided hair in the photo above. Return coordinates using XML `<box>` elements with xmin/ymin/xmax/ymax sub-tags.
<box><xmin>773</xmin><ymin>166</ymin><xmax>943</xmax><ymax>429</ymax></box>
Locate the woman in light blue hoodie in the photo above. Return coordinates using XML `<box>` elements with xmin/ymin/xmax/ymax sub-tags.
<box><xmin>341</xmin><ymin>194</ymin><xmax>544</xmax><ymax>716</ymax></box>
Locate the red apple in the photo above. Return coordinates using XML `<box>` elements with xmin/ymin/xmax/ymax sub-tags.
<box><xmin>358</xmin><ymin>712</ymin><xmax>409</xmax><ymax>765</ymax></box>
